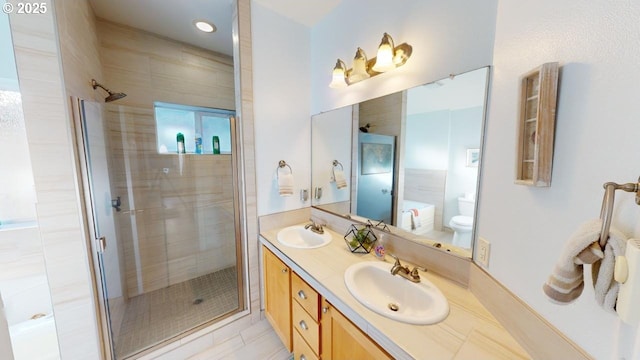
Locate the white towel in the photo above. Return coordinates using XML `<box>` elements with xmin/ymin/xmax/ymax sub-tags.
<box><xmin>543</xmin><ymin>219</ymin><xmax>627</xmax><ymax>311</ymax></box>
<box><xmin>592</xmin><ymin>227</ymin><xmax>627</xmax><ymax>311</ymax></box>
<box><xmin>543</xmin><ymin>219</ymin><xmax>604</xmax><ymax>304</ymax></box>
<box><xmin>333</xmin><ymin>169</ymin><xmax>347</xmax><ymax>190</ymax></box>
<box><xmin>278</xmin><ymin>173</ymin><xmax>294</xmax><ymax>196</ymax></box>
<box><xmin>410</xmin><ymin>209</ymin><xmax>421</xmax><ymax>229</ymax></box>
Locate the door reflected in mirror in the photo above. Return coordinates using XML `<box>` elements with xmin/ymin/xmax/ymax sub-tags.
<box><xmin>311</xmin><ymin>67</ymin><xmax>490</xmax><ymax>257</ymax></box>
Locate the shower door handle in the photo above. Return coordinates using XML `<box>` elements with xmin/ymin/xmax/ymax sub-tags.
<box><xmin>96</xmin><ymin>236</ymin><xmax>106</xmax><ymax>253</ymax></box>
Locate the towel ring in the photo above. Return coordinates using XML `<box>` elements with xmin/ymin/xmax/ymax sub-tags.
<box><xmin>277</xmin><ymin>160</ymin><xmax>292</xmax><ymax>179</ymax></box>
<box><xmin>598</xmin><ymin>178</ymin><xmax>640</xmax><ymax>248</ymax></box>
<box><xmin>331</xmin><ymin>160</ymin><xmax>344</xmax><ymax>181</ymax></box>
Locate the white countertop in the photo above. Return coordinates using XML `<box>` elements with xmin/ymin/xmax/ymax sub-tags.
<box><xmin>260</xmin><ymin>224</ymin><xmax>530</xmax><ymax>360</ymax></box>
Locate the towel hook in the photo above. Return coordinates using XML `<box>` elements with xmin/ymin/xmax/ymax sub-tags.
<box><xmin>598</xmin><ymin>177</ymin><xmax>640</xmax><ymax>248</ymax></box>
<box><xmin>332</xmin><ymin>160</ymin><xmax>343</xmax><ymax>170</ymax></box>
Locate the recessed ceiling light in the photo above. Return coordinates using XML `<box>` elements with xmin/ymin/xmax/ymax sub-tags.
<box><xmin>194</xmin><ymin>20</ymin><xmax>216</xmax><ymax>33</ymax></box>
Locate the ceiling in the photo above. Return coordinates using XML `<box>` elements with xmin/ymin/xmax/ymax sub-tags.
<box><xmin>89</xmin><ymin>0</ymin><xmax>342</xmax><ymax>57</ymax></box>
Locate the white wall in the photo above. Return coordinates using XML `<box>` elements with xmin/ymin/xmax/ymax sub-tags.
<box><xmin>478</xmin><ymin>1</ymin><xmax>640</xmax><ymax>358</ymax></box>
<box><xmin>252</xmin><ymin>2</ymin><xmax>312</xmax><ymax>216</ymax></box>
<box><xmin>311</xmin><ymin>106</ymin><xmax>352</xmax><ymax>206</ymax></box>
<box><xmin>310</xmin><ymin>0</ymin><xmax>498</xmax><ymax>114</ymax></box>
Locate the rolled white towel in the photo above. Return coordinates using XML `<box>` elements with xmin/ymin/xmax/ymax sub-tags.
<box><xmin>278</xmin><ymin>173</ymin><xmax>294</xmax><ymax>197</ymax></box>
<box><xmin>592</xmin><ymin>227</ymin><xmax>627</xmax><ymax>312</ymax></box>
<box><xmin>543</xmin><ymin>219</ymin><xmax>604</xmax><ymax>304</ymax></box>
<box><xmin>333</xmin><ymin>169</ymin><xmax>347</xmax><ymax>190</ymax></box>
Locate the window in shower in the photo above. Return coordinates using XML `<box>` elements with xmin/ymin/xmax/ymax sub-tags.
<box><xmin>154</xmin><ymin>102</ymin><xmax>234</xmax><ymax>154</ymax></box>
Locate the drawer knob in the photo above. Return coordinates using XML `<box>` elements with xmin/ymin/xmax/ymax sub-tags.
<box><xmin>322</xmin><ymin>306</ymin><xmax>329</xmax><ymax>314</ymax></box>
<box><xmin>281</xmin><ymin>268</ymin><xmax>288</xmax><ymax>273</ymax></box>
<box><xmin>299</xmin><ymin>320</ymin><xmax>308</xmax><ymax>331</ymax></box>
<box><xmin>297</xmin><ymin>290</ymin><xmax>307</xmax><ymax>300</ymax></box>
<box><xmin>300</xmin><ymin>355</ymin><xmax>307</xmax><ymax>360</ymax></box>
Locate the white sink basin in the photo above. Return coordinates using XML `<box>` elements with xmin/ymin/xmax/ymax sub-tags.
<box><xmin>344</xmin><ymin>261</ymin><xmax>449</xmax><ymax>325</ymax></box>
<box><xmin>277</xmin><ymin>225</ymin><xmax>332</xmax><ymax>249</ymax></box>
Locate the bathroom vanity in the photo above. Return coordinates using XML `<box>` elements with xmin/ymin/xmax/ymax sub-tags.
<box><xmin>260</xmin><ymin>224</ymin><xmax>529</xmax><ymax>359</ymax></box>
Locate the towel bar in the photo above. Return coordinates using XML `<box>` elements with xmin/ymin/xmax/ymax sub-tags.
<box><xmin>599</xmin><ymin>177</ymin><xmax>640</xmax><ymax>247</ymax></box>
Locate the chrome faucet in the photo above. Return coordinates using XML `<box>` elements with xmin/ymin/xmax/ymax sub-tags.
<box><xmin>389</xmin><ymin>254</ymin><xmax>427</xmax><ymax>283</ymax></box>
<box><xmin>304</xmin><ymin>219</ymin><xmax>325</xmax><ymax>234</ymax></box>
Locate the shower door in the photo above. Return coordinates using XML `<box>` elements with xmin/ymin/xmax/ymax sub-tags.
<box><xmin>356</xmin><ymin>133</ymin><xmax>396</xmax><ymax>224</ymax></box>
<box><xmin>74</xmin><ymin>98</ymin><xmax>244</xmax><ymax>359</ymax></box>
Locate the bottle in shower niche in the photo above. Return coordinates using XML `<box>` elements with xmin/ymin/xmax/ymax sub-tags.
<box><xmin>212</xmin><ymin>135</ymin><xmax>220</xmax><ymax>154</ymax></box>
<box><xmin>195</xmin><ymin>133</ymin><xmax>203</xmax><ymax>154</ymax></box>
<box><xmin>176</xmin><ymin>132</ymin><xmax>185</xmax><ymax>154</ymax></box>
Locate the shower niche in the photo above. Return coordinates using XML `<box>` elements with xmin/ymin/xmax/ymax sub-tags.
<box><xmin>154</xmin><ymin>102</ymin><xmax>234</xmax><ymax>155</ymax></box>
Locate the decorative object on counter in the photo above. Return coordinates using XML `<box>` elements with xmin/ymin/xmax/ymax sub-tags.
<box><xmin>367</xmin><ymin>219</ymin><xmax>391</xmax><ymax>232</ymax></box>
<box><xmin>374</xmin><ymin>232</ymin><xmax>386</xmax><ymax>260</ymax></box>
<box><xmin>332</xmin><ymin>160</ymin><xmax>347</xmax><ymax>190</ymax></box>
<box><xmin>515</xmin><ymin>62</ymin><xmax>559</xmax><ymax>187</ymax></box>
<box><xmin>212</xmin><ymin>135</ymin><xmax>220</xmax><ymax>154</ymax></box>
<box><xmin>176</xmin><ymin>132</ymin><xmax>185</xmax><ymax>154</ymax></box>
<box><xmin>277</xmin><ymin>160</ymin><xmax>294</xmax><ymax>196</ymax></box>
<box><xmin>344</xmin><ymin>223</ymin><xmax>378</xmax><ymax>253</ymax></box>
<box><xmin>329</xmin><ymin>33</ymin><xmax>413</xmax><ymax>88</ymax></box>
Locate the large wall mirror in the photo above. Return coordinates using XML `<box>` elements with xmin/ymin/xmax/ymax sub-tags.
<box><xmin>311</xmin><ymin>67</ymin><xmax>490</xmax><ymax>258</ymax></box>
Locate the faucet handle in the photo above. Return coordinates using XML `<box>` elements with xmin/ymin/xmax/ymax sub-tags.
<box><xmin>410</xmin><ymin>266</ymin><xmax>427</xmax><ymax>277</ymax></box>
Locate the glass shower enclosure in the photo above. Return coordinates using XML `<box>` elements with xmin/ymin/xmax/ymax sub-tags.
<box><xmin>73</xmin><ymin>99</ymin><xmax>244</xmax><ymax>359</ymax></box>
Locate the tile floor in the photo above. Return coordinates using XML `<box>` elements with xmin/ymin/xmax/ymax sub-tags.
<box><xmin>187</xmin><ymin>319</ymin><xmax>291</xmax><ymax>360</ymax></box>
<box><xmin>115</xmin><ymin>267</ymin><xmax>239</xmax><ymax>358</ymax></box>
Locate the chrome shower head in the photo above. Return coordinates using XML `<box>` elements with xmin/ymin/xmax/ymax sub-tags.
<box><xmin>105</xmin><ymin>92</ymin><xmax>127</xmax><ymax>102</ymax></box>
<box><xmin>91</xmin><ymin>79</ymin><xmax>127</xmax><ymax>103</ymax></box>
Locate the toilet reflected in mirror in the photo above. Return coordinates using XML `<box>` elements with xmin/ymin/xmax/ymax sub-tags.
<box><xmin>450</xmin><ymin>194</ymin><xmax>476</xmax><ymax>248</ymax></box>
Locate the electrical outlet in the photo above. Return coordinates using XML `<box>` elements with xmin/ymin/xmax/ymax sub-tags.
<box><xmin>477</xmin><ymin>237</ymin><xmax>490</xmax><ymax>267</ymax></box>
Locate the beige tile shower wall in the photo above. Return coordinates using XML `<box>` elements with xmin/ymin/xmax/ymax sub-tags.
<box><xmin>93</xmin><ymin>19</ymin><xmax>237</xmax><ymax>297</ymax></box>
<box><xmin>54</xmin><ymin>0</ymin><xmax>103</xmax><ymax>101</ymax></box>
<box><xmin>404</xmin><ymin>168</ymin><xmax>447</xmax><ymax>230</ymax></box>
<box><xmin>103</xmin><ymin>107</ymin><xmax>236</xmax><ymax>297</ymax></box>
<box><xmin>8</xmin><ymin>1</ymin><xmax>103</xmax><ymax>358</ymax></box>
<box><xmin>96</xmin><ymin>19</ymin><xmax>235</xmax><ymax>111</ymax></box>
<box><xmin>358</xmin><ymin>91</ymin><xmax>404</xmax><ymax>136</ymax></box>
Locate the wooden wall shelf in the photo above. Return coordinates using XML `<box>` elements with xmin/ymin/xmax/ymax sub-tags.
<box><xmin>515</xmin><ymin>62</ymin><xmax>559</xmax><ymax>187</ymax></box>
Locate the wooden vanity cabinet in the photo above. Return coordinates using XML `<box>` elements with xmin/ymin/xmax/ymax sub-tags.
<box><xmin>263</xmin><ymin>246</ymin><xmax>391</xmax><ymax>360</ymax></box>
<box><xmin>263</xmin><ymin>246</ymin><xmax>292</xmax><ymax>351</ymax></box>
<box><xmin>320</xmin><ymin>298</ymin><xmax>391</xmax><ymax>360</ymax></box>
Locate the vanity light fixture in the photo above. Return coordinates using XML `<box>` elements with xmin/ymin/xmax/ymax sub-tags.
<box><xmin>329</xmin><ymin>59</ymin><xmax>349</xmax><ymax>88</ymax></box>
<box><xmin>348</xmin><ymin>48</ymin><xmax>370</xmax><ymax>83</ymax></box>
<box><xmin>194</xmin><ymin>20</ymin><xmax>216</xmax><ymax>33</ymax></box>
<box><xmin>329</xmin><ymin>32</ymin><xmax>412</xmax><ymax>88</ymax></box>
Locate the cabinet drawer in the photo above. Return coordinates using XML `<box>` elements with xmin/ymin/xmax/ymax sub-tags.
<box><xmin>292</xmin><ymin>301</ymin><xmax>320</xmax><ymax>355</ymax></box>
<box><xmin>293</xmin><ymin>328</ymin><xmax>319</xmax><ymax>360</ymax></box>
<box><xmin>292</xmin><ymin>272</ymin><xmax>319</xmax><ymax>321</ymax></box>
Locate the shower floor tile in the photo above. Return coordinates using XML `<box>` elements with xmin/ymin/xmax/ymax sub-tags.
<box><xmin>114</xmin><ymin>266</ymin><xmax>239</xmax><ymax>359</ymax></box>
